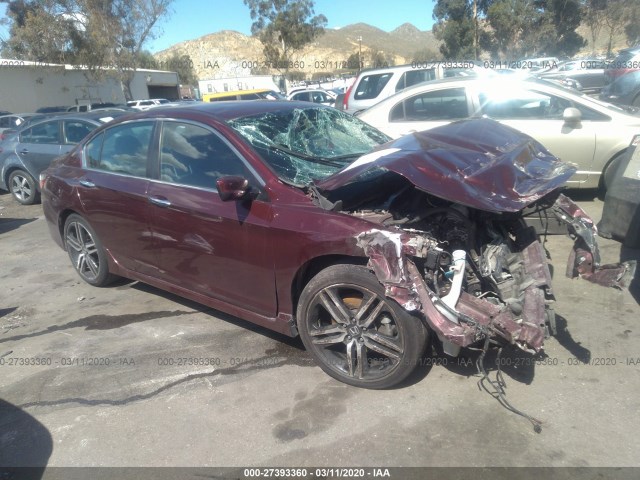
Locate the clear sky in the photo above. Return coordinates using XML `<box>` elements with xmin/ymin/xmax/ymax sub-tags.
<box><xmin>0</xmin><ymin>0</ymin><xmax>436</xmax><ymax>54</ymax></box>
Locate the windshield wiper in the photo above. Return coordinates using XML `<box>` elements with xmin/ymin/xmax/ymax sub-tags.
<box><xmin>330</xmin><ymin>152</ymin><xmax>368</xmax><ymax>161</ymax></box>
<box><xmin>269</xmin><ymin>144</ymin><xmax>348</xmax><ymax>168</ymax></box>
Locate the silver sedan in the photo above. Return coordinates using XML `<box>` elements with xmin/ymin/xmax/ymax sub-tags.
<box><xmin>357</xmin><ymin>77</ymin><xmax>640</xmax><ymax>190</ymax></box>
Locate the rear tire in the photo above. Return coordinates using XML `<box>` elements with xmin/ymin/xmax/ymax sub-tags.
<box><xmin>8</xmin><ymin>169</ymin><xmax>39</xmax><ymax>205</ymax></box>
<box><xmin>63</xmin><ymin>214</ymin><xmax>116</xmax><ymax>287</ymax></box>
<box><xmin>297</xmin><ymin>264</ymin><xmax>428</xmax><ymax>389</ymax></box>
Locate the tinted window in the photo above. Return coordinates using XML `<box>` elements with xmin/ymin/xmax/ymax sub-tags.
<box><xmin>88</xmin><ymin>121</ymin><xmax>154</xmax><ymax>177</ymax></box>
<box><xmin>160</xmin><ymin>121</ymin><xmax>249</xmax><ymax>188</ymax></box>
<box><xmin>64</xmin><ymin>121</ymin><xmax>95</xmax><ymax>144</ymax></box>
<box><xmin>20</xmin><ymin>121</ymin><xmax>61</xmax><ymax>144</ymax></box>
<box><xmin>261</xmin><ymin>91</ymin><xmax>285</xmax><ymax>100</ymax></box>
<box><xmin>479</xmin><ymin>88</ymin><xmax>572</xmax><ymax>119</ymax></box>
<box><xmin>292</xmin><ymin>92</ymin><xmax>311</xmax><ymax>102</ymax></box>
<box><xmin>390</xmin><ymin>88</ymin><xmax>468</xmax><ymax>121</ymax></box>
<box><xmin>311</xmin><ymin>92</ymin><xmax>329</xmax><ymax>103</ymax></box>
<box><xmin>354</xmin><ymin>73</ymin><xmax>393</xmax><ymax>100</ymax></box>
<box><xmin>239</xmin><ymin>93</ymin><xmax>260</xmax><ymax>100</ymax></box>
<box><xmin>395</xmin><ymin>69</ymin><xmax>435</xmax><ymax>92</ymax></box>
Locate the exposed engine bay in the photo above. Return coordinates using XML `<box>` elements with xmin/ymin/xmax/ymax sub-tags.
<box><xmin>318</xmin><ymin>172</ymin><xmax>635</xmax><ymax>356</ymax></box>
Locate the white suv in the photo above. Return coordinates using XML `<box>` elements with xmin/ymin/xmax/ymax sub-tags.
<box><xmin>343</xmin><ymin>63</ymin><xmax>475</xmax><ymax>114</ymax></box>
<box><xmin>126</xmin><ymin>98</ymin><xmax>171</xmax><ymax>111</ymax></box>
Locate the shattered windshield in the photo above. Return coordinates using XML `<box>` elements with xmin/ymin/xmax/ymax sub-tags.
<box><xmin>228</xmin><ymin>107</ymin><xmax>390</xmax><ymax>185</ymax></box>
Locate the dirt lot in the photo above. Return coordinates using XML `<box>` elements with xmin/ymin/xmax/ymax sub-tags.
<box><xmin>1</xmin><ymin>188</ymin><xmax>639</xmax><ymax>476</ymax></box>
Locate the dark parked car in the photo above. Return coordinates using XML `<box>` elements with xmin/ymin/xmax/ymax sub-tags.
<box><xmin>538</xmin><ymin>59</ymin><xmax>608</xmax><ymax>94</ymax></box>
<box><xmin>600</xmin><ymin>70</ymin><xmax>640</xmax><ymax>108</ymax></box>
<box><xmin>0</xmin><ymin>110</ymin><xmax>128</xmax><ymax>204</ymax></box>
<box><xmin>41</xmin><ymin>102</ymin><xmax>634</xmax><ymax>389</ymax></box>
<box><xmin>599</xmin><ymin>142</ymin><xmax>640</xmax><ymax>248</ymax></box>
<box><xmin>605</xmin><ymin>46</ymin><xmax>640</xmax><ymax>83</ymax></box>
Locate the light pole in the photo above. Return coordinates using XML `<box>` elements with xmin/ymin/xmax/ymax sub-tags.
<box><xmin>357</xmin><ymin>36</ymin><xmax>362</xmax><ymax>72</ymax></box>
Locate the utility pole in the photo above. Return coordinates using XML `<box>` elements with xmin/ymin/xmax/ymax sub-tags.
<box><xmin>357</xmin><ymin>36</ymin><xmax>363</xmax><ymax>71</ymax></box>
<box><xmin>473</xmin><ymin>0</ymin><xmax>478</xmax><ymax>60</ymax></box>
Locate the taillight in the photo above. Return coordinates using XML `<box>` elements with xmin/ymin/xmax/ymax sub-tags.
<box><xmin>343</xmin><ymin>81</ymin><xmax>355</xmax><ymax>111</ymax></box>
<box><xmin>39</xmin><ymin>173</ymin><xmax>47</xmax><ymax>190</ymax></box>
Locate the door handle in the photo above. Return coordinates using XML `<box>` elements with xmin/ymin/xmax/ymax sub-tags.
<box><xmin>148</xmin><ymin>196</ymin><xmax>171</xmax><ymax>207</ymax></box>
<box><xmin>79</xmin><ymin>179</ymin><xmax>95</xmax><ymax>188</ymax></box>
<box><xmin>19</xmin><ymin>149</ymin><xmax>29</xmax><ymax>154</ymax></box>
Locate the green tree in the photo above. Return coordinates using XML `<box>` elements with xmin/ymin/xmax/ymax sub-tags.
<box><xmin>1</xmin><ymin>0</ymin><xmax>173</xmax><ymax>100</ymax></box>
<box><xmin>432</xmin><ymin>0</ymin><xmax>480</xmax><ymax>60</ymax></box>
<box><xmin>345</xmin><ymin>52</ymin><xmax>363</xmax><ymax>71</ymax></box>
<box><xmin>369</xmin><ymin>49</ymin><xmax>394</xmax><ymax>68</ymax></box>
<box><xmin>412</xmin><ymin>47</ymin><xmax>440</xmax><ymax>62</ymax></box>
<box><xmin>535</xmin><ymin>0</ymin><xmax>585</xmax><ymax>57</ymax></box>
<box><xmin>244</xmin><ymin>0</ymin><xmax>327</xmax><ymax>90</ymax></box>
<box><xmin>484</xmin><ymin>0</ymin><xmax>542</xmax><ymax>58</ymax></box>
<box><xmin>158</xmin><ymin>52</ymin><xmax>198</xmax><ymax>85</ymax></box>
<box><xmin>1</xmin><ymin>0</ymin><xmax>83</xmax><ymax>62</ymax></box>
<box><xmin>583</xmin><ymin>0</ymin><xmax>607</xmax><ymax>54</ymax></box>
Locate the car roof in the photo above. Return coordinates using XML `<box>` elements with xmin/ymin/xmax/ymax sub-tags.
<box><xmin>14</xmin><ymin>110</ymin><xmax>130</xmax><ymax>129</ymax></box>
<box><xmin>108</xmin><ymin>100</ymin><xmax>334</xmax><ymax>124</ymax></box>
<box><xmin>0</xmin><ymin>113</ymin><xmax>38</xmax><ymax>118</ymax></box>
<box><xmin>205</xmin><ymin>89</ymin><xmax>276</xmax><ymax>98</ymax></box>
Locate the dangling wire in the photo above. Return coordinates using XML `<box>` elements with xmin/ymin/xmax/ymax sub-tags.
<box><xmin>476</xmin><ymin>337</ymin><xmax>543</xmax><ymax>433</ymax></box>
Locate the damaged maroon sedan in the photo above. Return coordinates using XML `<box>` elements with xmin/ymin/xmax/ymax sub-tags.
<box><xmin>41</xmin><ymin>102</ymin><xmax>634</xmax><ymax>391</ymax></box>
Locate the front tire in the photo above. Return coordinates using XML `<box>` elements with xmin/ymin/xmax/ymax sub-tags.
<box><xmin>63</xmin><ymin>214</ymin><xmax>115</xmax><ymax>287</ymax></box>
<box><xmin>9</xmin><ymin>169</ymin><xmax>39</xmax><ymax>205</ymax></box>
<box><xmin>297</xmin><ymin>264</ymin><xmax>428</xmax><ymax>389</ymax></box>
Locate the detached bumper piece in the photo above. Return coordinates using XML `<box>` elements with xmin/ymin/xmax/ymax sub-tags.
<box><xmin>552</xmin><ymin>194</ymin><xmax>637</xmax><ymax>289</ymax></box>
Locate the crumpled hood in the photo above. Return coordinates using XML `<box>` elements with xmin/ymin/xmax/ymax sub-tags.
<box><xmin>317</xmin><ymin>118</ymin><xmax>577</xmax><ymax>212</ymax></box>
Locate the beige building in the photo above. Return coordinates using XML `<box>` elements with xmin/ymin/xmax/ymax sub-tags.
<box><xmin>0</xmin><ymin>59</ymin><xmax>180</xmax><ymax>112</ymax></box>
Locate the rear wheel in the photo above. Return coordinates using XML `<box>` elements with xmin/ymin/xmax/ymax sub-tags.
<box><xmin>8</xmin><ymin>169</ymin><xmax>39</xmax><ymax>205</ymax></box>
<box><xmin>297</xmin><ymin>264</ymin><xmax>428</xmax><ymax>389</ymax></box>
<box><xmin>63</xmin><ymin>214</ymin><xmax>115</xmax><ymax>286</ymax></box>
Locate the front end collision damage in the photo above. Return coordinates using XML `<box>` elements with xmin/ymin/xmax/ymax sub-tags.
<box><xmin>355</xmin><ymin>193</ymin><xmax>635</xmax><ymax>358</ymax></box>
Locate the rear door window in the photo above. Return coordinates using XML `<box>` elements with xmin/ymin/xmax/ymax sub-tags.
<box><xmin>354</xmin><ymin>73</ymin><xmax>393</xmax><ymax>100</ymax></box>
<box><xmin>86</xmin><ymin>121</ymin><xmax>154</xmax><ymax>177</ymax></box>
<box><xmin>292</xmin><ymin>92</ymin><xmax>311</xmax><ymax>102</ymax></box>
<box><xmin>395</xmin><ymin>69</ymin><xmax>435</xmax><ymax>92</ymax></box>
<box><xmin>20</xmin><ymin>121</ymin><xmax>61</xmax><ymax>144</ymax></box>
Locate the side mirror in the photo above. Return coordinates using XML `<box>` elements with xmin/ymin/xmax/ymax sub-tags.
<box><xmin>563</xmin><ymin>107</ymin><xmax>581</xmax><ymax>124</ymax></box>
<box><xmin>216</xmin><ymin>176</ymin><xmax>255</xmax><ymax>202</ymax></box>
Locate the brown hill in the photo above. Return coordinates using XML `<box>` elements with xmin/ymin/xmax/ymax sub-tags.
<box><xmin>154</xmin><ymin>21</ymin><xmax>630</xmax><ymax>81</ymax></box>
<box><xmin>154</xmin><ymin>23</ymin><xmax>440</xmax><ymax>81</ymax></box>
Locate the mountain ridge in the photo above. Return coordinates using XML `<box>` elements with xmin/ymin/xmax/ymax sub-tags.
<box><xmin>154</xmin><ymin>22</ymin><xmax>439</xmax><ymax>80</ymax></box>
